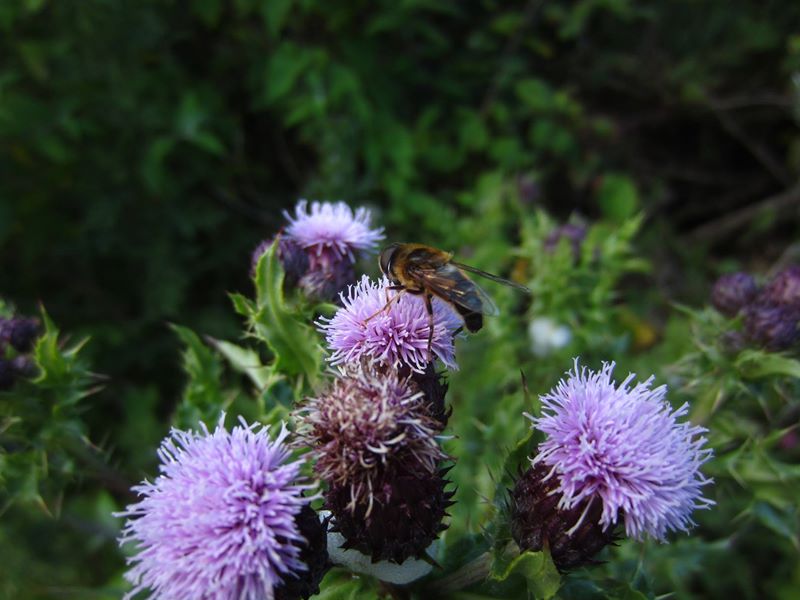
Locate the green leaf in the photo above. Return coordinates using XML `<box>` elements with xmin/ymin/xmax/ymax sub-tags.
<box><xmin>313</xmin><ymin>568</ymin><xmax>378</xmax><ymax>600</ymax></box>
<box><xmin>735</xmin><ymin>349</ymin><xmax>800</xmax><ymax>380</ymax></box>
<box><xmin>206</xmin><ymin>337</ymin><xmax>282</xmax><ymax>391</ymax></box>
<box><xmin>489</xmin><ymin>548</ymin><xmax>561</xmax><ymax>599</ymax></box>
<box><xmin>750</xmin><ymin>501</ymin><xmax>799</xmax><ymax>549</ymax></box>
<box><xmin>251</xmin><ymin>240</ymin><xmax>322</xmax><ymax>385</ymax></box>
<box><xmin>171</xmin><ymin>324</ymin><xmax>226</xmax><ymax>428</ymax></box>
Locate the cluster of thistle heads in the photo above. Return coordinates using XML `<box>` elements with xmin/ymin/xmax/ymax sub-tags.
<box><xmin>117</xmin><ymin>200</ymin><xmax>715</xmax><ymax>599</ymax></box>
<box><xmin>0</xmin><ymin>311</ymin><xmax>40</xmax><ymax>390</ymax></box>
<box><xmin>712</xmin><ymin>266</ymin><xmax>800</xmax><ymax>351</ymax></box>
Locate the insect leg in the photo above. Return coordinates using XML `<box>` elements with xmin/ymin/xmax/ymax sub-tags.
<box><xmin>424</xmin><ymin>292</ymin><xmax>434</xmax><ymax>361</ymax></box>
<box><xmin>363</xmin><ymin>287</ymin><xmax>405</xmax><ymax>324</ymax></box>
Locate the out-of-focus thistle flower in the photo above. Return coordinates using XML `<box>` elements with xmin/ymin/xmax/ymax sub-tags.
<box><xmin>318</xmin><ymin>275</ymin><xmax>462</xmax><ymax>373</ymax></box>
<box><xmin>283</xmin><ymin>200</ymin><xmax>384</xmax><ymax>262</ymax></box>
<box><xmin>0</xmin><ymin>316</ymin><xmax>41</xmax><ymax>353</ymax></box>
<box><xmin>761</xmin><ymin>265</ymin><xmax>800</xmax><ymax>309</ymax></box>
<box><xmin>711</xmin><ymin>272</ymin><xmax>758</xmax><ymax>317</ymax></box>
<box><xmin>280</xmin><ymin>200</ymin><xmax>385</xmax><ymax>301</ymax></box>
<box><xmin>296</xmin><ymin>364</ymin><xmax>453</xmax><ymax>563</ymax></box>
<box><xmin>512</xmin><ymin>361</ymin><xmax>713</xmax><ymax>570</ymax></box>
<box><xmin>251</xmin><ymin>235</ymin><xmax>310</xmax><ymax>289</ymax></box>
<box><xmin>516</xmin><ymin>174</ymin><xmax>540</xmax><ymax>205</ymax></box>
<box><xmin>117</xmin><ymin>416</ymin><xmax>328</xmax><ymax>600</ymax></box>
<box><xmin>528</xmin><ymin>316</ymin><xmax>572</xmax><ymax>358</ymax></box>
<box><xmin>742</xmin><ymin>302</ymin><xmax>800</xmax><ymax>351</ymax></box>
<box><xmin>544</xmin><ymin>223</ymin><xmax>587</xmax><ymax>260</ymax></box>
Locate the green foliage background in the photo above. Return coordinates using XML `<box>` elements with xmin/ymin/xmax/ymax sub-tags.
<box><xmin>1</xmin><ymin>0</ymin><xmax>800</xmax><ymax>598</ymax></box>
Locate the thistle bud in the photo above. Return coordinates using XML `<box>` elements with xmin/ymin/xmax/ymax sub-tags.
<box><xmin>711</xmin><ymin>272</ymin><xmax>758</xmax><ymax>317</ymax></box>
<box><xmin>761</xmin><ymin>265</ymin><xmax>800</xmax><ymax>310</ymax></box>
<box><xmin>511</xmin><ymin>463</ymin><xmax>617</xmax><ymax>570</ymax></box>
<box><xmin>0</xmin><ymin>317</ymin><xmax>41</xmax><ymax>353</ymax></box>
<box><xmin>742</xmin><ymin>303</ymin><xmax>800</xmax><ymax>351</ymax></box>
<box><xmin>327</xmin><ymin>462</ymin><xmax>454</xmax><ymax>563</ymax></box>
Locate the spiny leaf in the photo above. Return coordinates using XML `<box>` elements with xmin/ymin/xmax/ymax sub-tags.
<box><xmin>251</xmin><ymin>240</ymin><xmax>322</xmax><ymax>386</ymax></box>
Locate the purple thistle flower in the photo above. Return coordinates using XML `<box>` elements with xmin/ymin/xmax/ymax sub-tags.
<box><xmin>296</xmin><ymin>363</ymin><xmax>446</xmax><ymax>507</ymax></box>
<box><xmin>283</xmin><ymin>200</ymin><xmax>384</xmax><ymax>264</ymax></box>
<box><xmin>317</xmin><ymin>275</ymin><xmax>462</xmax><ymax>373</ymax></box>
<box><xmin>295</xmin><ymin>363</ymin><xmax>453</xmax><ymax>563</ymax></box>
<box><xmin>117</xmin><ymin>416</ymin><xmax>318</xmax><ymax>600</ymax></box>
<box><xmin>528</xmin><ymin>360</ymin><xmax>713</xmax><ymax>542</ymax></box>
<box><xmin>544</xmin><ymin>223</ymin><xmax>587</xmax><ymax>260</ymax></box>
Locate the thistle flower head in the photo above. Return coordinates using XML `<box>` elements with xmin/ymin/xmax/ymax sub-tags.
<box><xmin>711</xmin><ymin>272</ymin><xmax>758</xmax><ymax>317</ymax></box>
<box><xmin>761</xmin><ymin>265</ymin><xmax>800</xmax><ymax>309</ymax></box>
<box><xmin>0</xmin><ymin>316</ymin><xmax>41</xmax><ymax>353</ymax></box>
<box><xmin>317</xmin><ymin>276</ymin><xmax>462</xmax><ymax>373</ymax></box>
<box><xmin>743</xmin><ymin>302</ymin><xmax>800</xmax><ymax>351</ymax></box>
<box><xmin>544</xmin><ymin>223</ymin><xmax>587</xmax><ymax>259</ymax></box>
<box><xmin>118</xmin><ymin>416</ymin><xmax>318</xmax><ymax>600</ymax></box>
<box><xmin>283</xmin><ymin>200</ymin><xmax>384</xmax><ymax>263</ymax></box>
<box><xmin>295</xmin><ymin>363</ymin><xmax>446</xmax><ymax>510</ymax></box>
<box><xmin>528</xmin><ymin>360</ymin><xmax>714</xmax><ymax>541</ymax></box>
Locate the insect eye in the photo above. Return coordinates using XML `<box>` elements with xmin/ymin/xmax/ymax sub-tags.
<box><xmin>379</xmin><ymin>246</ymin><xmax>396</xmax><ymax>275</ymax></box>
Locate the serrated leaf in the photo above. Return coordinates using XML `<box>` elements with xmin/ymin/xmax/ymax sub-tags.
<box><xmin>206</xmin><ymin>337</ymin><xmax>281</xmax><ymax>391</ymax></box>
<box><xmin>230</xmin><ymin>292</ymin><xmax>256</xmax><ymax>316</ymax></box>
<box><xmin>252</xmin><ymin>241</ymin><xmax>321</xmax><ymax>386</ymax></box>
<box><xmin>171</xmin><ymin>324</ymin><xmax>226</xmax><ymax>428</ymax></box>
<box><xmin>489</xmin><ymin>548</ymin><xmax>560</xmax><ymax>599</ymax></box>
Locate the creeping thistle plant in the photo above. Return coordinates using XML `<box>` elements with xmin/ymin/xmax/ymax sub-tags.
<box><xmin>121</xmin><ymin>200</ymin><xmax>723</xmax><ymax>600</ymax></box>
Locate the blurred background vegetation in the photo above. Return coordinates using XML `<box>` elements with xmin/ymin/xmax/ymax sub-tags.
<box><xmin>1</xmin><ymin>0</ymin><xmax>800</xmax><ymax>598</ymax></box>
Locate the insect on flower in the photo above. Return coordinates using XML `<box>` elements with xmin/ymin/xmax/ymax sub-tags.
<box><xmin>376</xmin><ymin>243</ymin><xmax>530</xmax><ymax>352</ymax></box>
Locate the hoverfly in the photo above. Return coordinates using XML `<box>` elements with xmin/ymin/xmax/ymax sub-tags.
<box><xmin>376</xmin><ymin>243</ymin><xmax>530</xmax><ymax>354</ymax></box>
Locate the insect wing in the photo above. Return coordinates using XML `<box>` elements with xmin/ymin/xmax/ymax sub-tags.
<box><xmin>414</xmin><ymin>263</ymin><xmax>499</xmax><ymax>316</ymax></box>
<box><xmin>450</xmin><ymin>261</ymin><xmax>531</xmax><ymax>293</ymax></box>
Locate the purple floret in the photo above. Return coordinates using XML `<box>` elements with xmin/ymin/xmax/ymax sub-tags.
<box><xmin>283</xmin><ymin>200</ymin><xmax>384</xmax><ymax>262</ymax></box>
<box><xmin>528</xmin><ymin>360</ymin><xmax>714</xmax><ymax>541</ymax></box>
<box><xmin>117</xmin><ymin>417</ymin><xmax>315</xmax><ymax>600</ymax></box>
<box><xmin>317</xmin><ymin>276</ymin><xmax>462</xmax><ymax>373</ymax></box>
